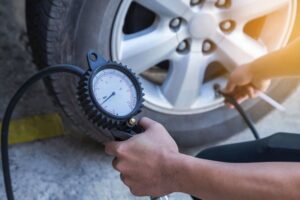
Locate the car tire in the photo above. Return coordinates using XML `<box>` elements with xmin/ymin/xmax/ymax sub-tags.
<box><xmin>26</xmin><ymin>0</ymin><xmax>300</xmax><ymax>148</ymax></box>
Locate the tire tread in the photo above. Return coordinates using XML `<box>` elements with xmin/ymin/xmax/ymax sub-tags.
<box><xmin>26</xmin><ymin>0</ymin><xmax>106</xmax><ymax>141</ymax></box>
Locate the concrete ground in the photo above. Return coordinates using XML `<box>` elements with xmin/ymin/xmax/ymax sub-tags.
<box><xmin>0</xmin><ymin>0</ymin><xmax>57</xmax><ymax>119</ymax></box>
<box><xmin>1</xmin><ymin>1</ymin><xmax>300</xmax><ymax>200</ymax></box>
<box><xmin>0</xmin><ymin>86</ymin><xmax>299</xmax><ymax>200</ymax></box>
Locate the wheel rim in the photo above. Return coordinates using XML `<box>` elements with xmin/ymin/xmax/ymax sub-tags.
<box><xmin>111</xmin><ymin>0</ymin><xmax>297</xmax><ymax>115</ymax></box>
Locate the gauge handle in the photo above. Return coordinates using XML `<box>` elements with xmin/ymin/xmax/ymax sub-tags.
<box><xmin>131</xmin><ymin>124</ymin><xmax>145</xmax><ymax>134</ymax></box>
<box><xmin>112</xmin><ymin>124</ymin><xmax>145</xmax><ymax>141</ymax></box>
<box><xmin>111</xmin><ymin>130</ymin><xmax>134</xmax><ymax>141</ymax></box>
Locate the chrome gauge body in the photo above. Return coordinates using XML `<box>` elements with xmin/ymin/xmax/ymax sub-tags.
<box><xmin>77</xmin><ymin>52</ymin><xmax>144</xmax><ymax>131</ymax></box>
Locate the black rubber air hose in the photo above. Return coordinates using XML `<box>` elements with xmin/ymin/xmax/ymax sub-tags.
<box><xmin>214</xmin><ymin>84</ymin><xmax>260</xmax><ymax>140</ymax></box>
<box><xmin>1</xmin><ymin>65</ymin><xmax>85</xmax><ymax>200</ymax></box>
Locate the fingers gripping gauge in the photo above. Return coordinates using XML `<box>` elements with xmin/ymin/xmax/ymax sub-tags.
<box><xmin>77</xmin><ymin>52</ymin><xmax>144</xmax><ymax>140</ymax></box>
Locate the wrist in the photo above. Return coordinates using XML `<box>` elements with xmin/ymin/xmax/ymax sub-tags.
<box><xmin>163</xmin><ymin>153</ymin><xmax>221</xmax><ymax>197</ymax></box>
<box><xmin>160</xmin><ymin>151</ymin><xmax>185</xmax><ymax>193</ymax></box>
<box><xmin>162</xmin><ymin>153</ymin><xmax>205</xmax><ymax>193</ymax></box>
<box><xmin>247</xmin><ymin>56</ymin><xmax>274</xmax><ymax>81</ymax></box>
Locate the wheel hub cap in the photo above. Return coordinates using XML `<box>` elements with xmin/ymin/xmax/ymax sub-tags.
<box><xmin>189</xmin><ymin>13</ymin><xmax>217</xmax><ymax>39</ymax></box>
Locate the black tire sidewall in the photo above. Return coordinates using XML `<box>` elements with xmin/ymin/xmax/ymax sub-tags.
<box><xmin>45</xmin><ymin>0</ymin><xmax>123</xmax><ymax>142</ymax></box>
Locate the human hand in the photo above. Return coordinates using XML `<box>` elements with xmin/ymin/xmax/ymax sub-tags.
<box><xmin>224</xmin><ymin>64</ymin><xmax>271</xmax><ymax>107</ymax></box>
<box><xmin>105</xmin><ymin>117</ymin><xmax>179</xmax><ymax>197</ymax></box>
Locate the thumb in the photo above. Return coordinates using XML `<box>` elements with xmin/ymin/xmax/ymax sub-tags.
<box><xmin>139</xmin><ymin>117</ymin><xmax>158</xmax><ymax>130</ymax></box>
<box><xmin>224</xmin><ymin>79</ymin><xmax>236</xmax><ymax>93</ymax></box>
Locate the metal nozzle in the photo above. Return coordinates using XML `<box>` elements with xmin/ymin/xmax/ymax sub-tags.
<box><xmin>127</xmin><ymin>118</ymin><xmax>137</xmax><ymax>127</ymax></box>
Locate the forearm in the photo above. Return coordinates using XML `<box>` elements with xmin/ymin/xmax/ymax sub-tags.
<box><xmin>250</xmin><ymin>38</ymin><xmax>300</xmax><ymax>80</ymax></box>
<box><xmin>169</xmin><ymin>154</ymin><xmax>300</xmax><ymax>200</ymax></box>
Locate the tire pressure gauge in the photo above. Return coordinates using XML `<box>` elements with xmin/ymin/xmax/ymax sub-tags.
<box><xmin>77</xmin><ymin>52</ymin><xmax>144</xmax><ymax>139</ymax></box>
<box><xmin>2</xmin><ymin>51</ymin><xmax>169</xmax><ymax>200</ymax></box>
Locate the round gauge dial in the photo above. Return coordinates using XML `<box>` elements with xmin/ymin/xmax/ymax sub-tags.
<box><xmin>77</xmin><ymin>52</ymin><xmax>144</xmax><ymax>130</ymax></box>
<box><xmin>92</xmin><ymin>68</ymin><xmax>138</xmax><ymax>117</ymax></box>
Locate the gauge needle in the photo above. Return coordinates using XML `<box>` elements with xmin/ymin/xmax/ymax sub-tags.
<box><xmin>101</xmin><ymin>92</ymin><xmax>116</xmax><ymax>105</ymax></box>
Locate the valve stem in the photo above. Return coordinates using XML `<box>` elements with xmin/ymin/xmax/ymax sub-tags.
<box><xmin>213</xmin><ymin>84</ymin><xmax>222</xmax><ymax>98</ymax></box>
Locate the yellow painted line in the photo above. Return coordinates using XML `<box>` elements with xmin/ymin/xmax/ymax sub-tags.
<box><xmin>0</xmin><ymin>113</ymin><xmax>64</xmax><ymax>144</ymax></box>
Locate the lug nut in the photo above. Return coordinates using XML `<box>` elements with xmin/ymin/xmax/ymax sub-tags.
<box><xmin>202</xmin><ymin>40</ymin><xmax>215</xmax><ymax>53</ymax></box>
<box><xmin>170</xmin><ymin>18</ymin><xmax>181</xmax><ymax>29</ymax></box>
<box><xmin>190</xmin><ymin>0</ymin><xmax>202</xmax><ymax>6</ymax></box>
<box><xmin>216</xmin><ymin>0</ymin><xmax>231</xmax><ymax>8</ymax></box>
<box><xmin>216</xmin><ymin>0</ymin><xmax>227</xmax><ymax>7</ymax></box>
<box><xmin>177</xmin><ymin>40</ymin><xmax>189</xmax><ymax>52</ymax></box>
<box><xmin>220</xmin><ymin>20</ymin><xmax>235</xmax><ymax>32</ymax></box>
<box><xmin>202</xmin><ymin>41</ymin><xmax>212</xmax><ymax>53</ymax></box>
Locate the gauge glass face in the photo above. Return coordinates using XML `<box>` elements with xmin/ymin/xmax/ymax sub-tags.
<box><xmin>92</xmin><ymin>68</ymin><xmax>138</xmax><ymax>117</ymax></box>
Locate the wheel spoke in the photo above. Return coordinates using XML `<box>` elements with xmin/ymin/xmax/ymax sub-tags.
<box><xmin>118</xmin><ymin>27</ymin><xmax>179</xmax><ymax>74</ymax></box>
<box><xmin>162</xmin><ymin>53</ymin><xmax>211</xmax><ymax>109</ymax></box>
<box><xmin>135</xmin><ymin>0</ymin><xmax>190</xmax><ymax>18</ymax></box>
<box><xmin>218</xmin><ymin>32</ymin><xmax>267</xmax><ymax>71</ymax></box>
<box><xmin>225</xmin><ymin>0</ymin><xmax>289</xmax><ymax>23</ymax></box>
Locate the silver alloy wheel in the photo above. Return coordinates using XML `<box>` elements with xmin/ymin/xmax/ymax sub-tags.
<box><xmin>112</xmin><ymin>0</ymin><xmax>297</xmax><ymax>115</ymax></box>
